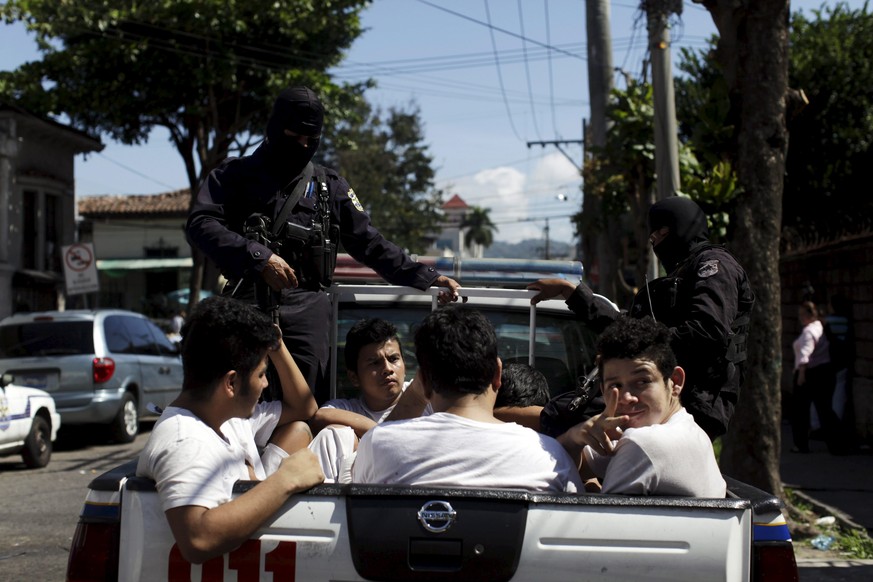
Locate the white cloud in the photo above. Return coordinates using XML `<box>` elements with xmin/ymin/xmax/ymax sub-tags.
<box><xmin>442</xmin><ymin>152</ymin><xmax>581</xmax><ymax>245</ymax></box>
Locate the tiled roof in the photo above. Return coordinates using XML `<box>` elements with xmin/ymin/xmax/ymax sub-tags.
<box><xmin>78</xmin><ymin>189</ymin><xmax>191</xmax><ymax>217</ymax></box>
<box><xmin>443</xmin><ymin>194</ymin><xmax>469</xmax><ymax>209</ymax></box>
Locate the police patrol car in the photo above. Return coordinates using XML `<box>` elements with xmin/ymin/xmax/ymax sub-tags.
<box><xmin>0</xmin><ymin>373</ymin><xmax>61</xmax><ymax>468</ymax></box>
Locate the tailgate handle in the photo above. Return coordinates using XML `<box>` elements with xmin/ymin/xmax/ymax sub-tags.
<box><xmin>409</xmin><ymin>538</ymin><xmax>462</xmax><ymax>571</ymax></box>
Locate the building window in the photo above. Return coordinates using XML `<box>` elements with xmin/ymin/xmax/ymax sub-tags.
<box><xmin>144</xmin><ymin>238</ymin><xmax>178</xmax><ymax>258</ymax></box>
<box><xmin>45</xmin><ymin>193</ymin><xmax>61</xmax><ymax>272</ymax></box>
<box><xmin>22</xmin><ymin>190</ymin><xmax>37</xmax><ymax>270</ymax></box>
<box><xmin>21</xmin><ymin>188</ymin><xmax>64</xmax><ymax>272</ymax></box>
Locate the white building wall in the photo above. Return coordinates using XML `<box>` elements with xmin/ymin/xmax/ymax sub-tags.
<box><xmin>90</xmin><ymin>218</ymin><xmax>190</xmax><ymax>259</ymax></box>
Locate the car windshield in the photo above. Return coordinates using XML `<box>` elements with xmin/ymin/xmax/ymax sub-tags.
<box><xmin>336</xmin><ymin>305</ymin><xmax>598</xmax><ymax>400</ymax></box>
<box><xmin>0</xmin><ymin>321</ymin><xmax>94</xmax><ymax>358</ymax></box>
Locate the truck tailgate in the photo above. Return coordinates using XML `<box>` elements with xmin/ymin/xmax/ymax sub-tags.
<box><xmin>515</xmin><ymin>499</ymin><xmax>750</xmax><ymax>581</ymax></box>
<box><xmin>118</xmin><ymin>480</ymin><xmax>751</xmax><ymax>582</ymax></box>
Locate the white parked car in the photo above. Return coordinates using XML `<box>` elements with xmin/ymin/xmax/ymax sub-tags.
<box><xmin>0</xmin><ymin>373</ymin><xmax>61</xmax><ymax>468</ymax></box>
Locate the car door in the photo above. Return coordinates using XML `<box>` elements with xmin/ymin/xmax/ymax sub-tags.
<box><xmin>0</xmin><ymin>385</ymin><xmax>30</xmax><ymax>448</ymax></box>
<box><xmin>117</xmin><ymin>316</ymin><xmax>176</xmax><ymax>412</ymax></box>
<box><xmin>143</xmin><ymin>319</ymin><xmax>183</xmax><ymax>408</ymax></box>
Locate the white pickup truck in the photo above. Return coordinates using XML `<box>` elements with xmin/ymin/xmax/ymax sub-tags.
<box><xmin>69</xmin><ymin>464</ymin><xmax>797</xmax><ymax>582</ymax></box>
<box><xmin>65</xmin><ymin>266</ymin><xmax>799</xmax><ymax>582</ymax></box>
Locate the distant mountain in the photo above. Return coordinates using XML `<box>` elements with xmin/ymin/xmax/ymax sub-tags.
<box><xmin>483</xmin><ymin>239</ymin><xmax>576</xmax><ymax>260</ymax></box>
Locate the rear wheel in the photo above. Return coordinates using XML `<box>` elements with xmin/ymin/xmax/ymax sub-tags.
<box><xmin>110</xmin><ymin>393</ymin><xmax>139</xmax><ymax>443</ymax></box>
<box><xmin>22</xmin><ymin>416</ymin><xmax>52</xmax><ymax>468</ymax></box>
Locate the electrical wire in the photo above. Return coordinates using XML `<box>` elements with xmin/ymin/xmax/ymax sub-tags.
<box><xmin>517</xmin><ymin>0</ymin><xmax>543</xmax><ymax>140</ymax></box>
<box><xmin>483</xmin><ymin>0</ymin><xmax>524</xmax><ymax>142</ymax></box>
<box><xmin>544</xmin><ymin>0</ymin><xmax>560</xmax><ymax>137</ymax></box>
<box><xmin>95</xmin><ymin>152</ymin><xmax>177</xmax><ymax>190</ymax></box>
<box><xmin>417</xmin><ymin>0</ymin><xmax>586</xmax><ymax>61</ymax></box>
<box><xmin>619</xmin><ymin>5</ymin><xmax>644</xmax><ymax>77</ymax></box>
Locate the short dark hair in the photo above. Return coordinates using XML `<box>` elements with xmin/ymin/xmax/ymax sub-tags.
<box><xmin>180</xmin><ymin>296</ymin><xmax>278</xmax><ymax>395</ymax></box>
<box><xmin>496</xmin><ymin>363</ymin><xmax>550</xmax><ymax>408</ymax></box>
<box><xmin>414</xmin><ymin>306</ymin><xmax>498</xmax><ymax>395</ymax></box>
<box><xmin>344</xmin><ymin>318</ymin><xmax>402</xmax><ymax>373</ymax></box>
<box><xmin>597</xmin><ymin>316</ymin><xmax>677</xmax><ymax>380</ymax></box>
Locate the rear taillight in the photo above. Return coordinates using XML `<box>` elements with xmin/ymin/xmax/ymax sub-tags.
<box><xmin>92</xmin><ymin>357</ymin><xmax>115</xmax><ymax>384</ymax></box>
<box><xmin>752</xmin><ymin>542</ymin><xmax>799</xmax><ymax>582</ymax></box>
<box><xmin>66</xmin><ymin>520</ymin><xmax>120</xmax><ymax>582</ymax></box>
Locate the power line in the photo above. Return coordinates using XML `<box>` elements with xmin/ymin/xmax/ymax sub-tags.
<box><xmin>333</xmin><ymin>41</ymin><xmax>588</xmax><ymax>77</ymax></box>
<box><xmin>95</xmin><ymin>152</ymin><xmax>178</xmax><ymax>190</ymax></box>
<box><xmin>544</xmin><ymin>0</ymin><xmax>560</xmax><ymax>137</ymax></box>
<box><xmin>436</xmin><ymin>150</ymin><xmax>556</xmax><ymax>184</ymax></box>
<box><xmin>517</xmin><ymin>0</ymin><xmax>543</xmax><ymax>140</ymax></box>
<box><xmin>483</xmin><ymin>0</ymin><xmax>523</xmax><ymax>142</ymax></box>
<box><xmin>417</xmin><ymin>0</ymin><xmax>586</xmax><ymax>62</ymax></box>
<box><xmin>489</xmin><ymin>213</ymin><xmax>576</xmax><ymax>226</ymax></box>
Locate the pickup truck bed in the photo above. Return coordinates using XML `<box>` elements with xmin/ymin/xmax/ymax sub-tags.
<box><xmin>66</xmin><ymin>282</ymin><xmax>797</xmax><ymax>581</ymax></box>
<box><xmin>68</xmin><ymin>460</ymin><xmax>798</xmax><ymax>582</ymax></box>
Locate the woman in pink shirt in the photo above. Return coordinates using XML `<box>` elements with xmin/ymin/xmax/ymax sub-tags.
<box><xmin>789</xmin><ymin>301</ymin><xmax>840</xmax><ymax>454</ymax></box>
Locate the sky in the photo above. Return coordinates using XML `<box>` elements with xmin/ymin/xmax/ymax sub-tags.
<box><xmin>0</xmin><ymin>0</ymin><xmax>861</xmax><ymax>245</ymax></box>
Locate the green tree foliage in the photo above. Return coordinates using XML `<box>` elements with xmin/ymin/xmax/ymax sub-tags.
<box><xmin>0</xmin><ymin>0</ymin><xmax>371</xmax><ymax>303</ymax></box>
<box><xmin>675</xmin><ymin>44</ymin><xmax>734</xmax><ymax>168</ymax></box>
<box><xmin>319</xmin><ymin>101</ymin><xmax>444</xmax><ymax>254</ymax></box>
<box><xmin>785</xmin><ymin>1</ymin><xmax>873</xmax><ymax>246</ymax></box>
<box><xmin>674</xmin><ymin>44</ymin><xmax>744</xmax><ymax>242</ymax></box>
<box><xmin>460</xmin><ymin>206</ymin><xmax>497</xmax><ymax>253</ymax></box>
<box><xmin>577</xmin><ymin>78</ymin><xmax>741</xmax><ymax>288</ymax></box>
<box><xmin>0</xmin><ymin>0</ymin><xmax>371</xmax><ymax>194</ymax></box>
<box><xmin>677</xmin><ymin>2</ymin><xmax>873</xmax><ymax>248</ymax></box>
<box><xmin>577</xmin><ymin>80</ymin><xmax>655</xmax><ymax>293</ymax></box>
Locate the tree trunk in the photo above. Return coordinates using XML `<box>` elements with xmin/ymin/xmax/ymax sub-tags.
<box><xmin>185</xmin><ymin>133</ymin><xmax>230</xmax><ymax>311</ymax></box>
<box><xmin>700</xmin><ymin>0</ymin><xmax>790</xmax><ymax>495</ymax></box>
<box><xmin>186</xmin><ymin>179</ymin><xmax>205</xmax><ymax>313</ymax></box>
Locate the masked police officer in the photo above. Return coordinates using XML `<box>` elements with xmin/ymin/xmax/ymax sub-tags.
<box><xmin>187</xmin><ymin>86</ymin><xmax>460</xmax><ymax>403</ymax></box>
<box><xmin>528</xmin><ymin>197</ymin><xmax>754</xmax><ymax>440</ymax></box>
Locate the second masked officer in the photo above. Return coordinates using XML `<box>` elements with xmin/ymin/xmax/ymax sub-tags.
<box><xmin>187</xmin><ymin>87</ymin><xmax>461</xmax><ymax>403</ymax></box>
<box><xmin>528</xmin><ymin>197</ymin><xmax>755</xmax><ymax>440</ymax></box>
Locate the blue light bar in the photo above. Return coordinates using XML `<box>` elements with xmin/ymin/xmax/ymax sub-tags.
<box><xmin>333</xmin><ymin>254</ymin><xmax>583</xmax><ymax>288</ymax></box>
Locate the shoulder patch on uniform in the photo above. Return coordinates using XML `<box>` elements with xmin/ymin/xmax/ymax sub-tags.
<box><xmin>348</xmin><ymin>188</ymin><xmax>364</xmax><ymax>212</ymax></box>
<box><xmin>698</xmin><ymin>259</ymin><xmax>720</xmax><ymax>278</ymax></box>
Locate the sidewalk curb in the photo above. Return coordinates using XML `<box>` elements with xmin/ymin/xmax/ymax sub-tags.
<box><xmin>796</xmin><ymin>559</ymin><xmax>873</xmax><ymax>568</ymax></box>
<box><xmin>785</xmin><ymin>483</ymin><xmax>868</xmax><ymax>532</ymax></box>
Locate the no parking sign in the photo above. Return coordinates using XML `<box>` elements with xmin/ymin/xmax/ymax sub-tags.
<box><xmin>62</xmin><ymin>242</ymin><xmax>100</xmax><ymax>295</ymax></box>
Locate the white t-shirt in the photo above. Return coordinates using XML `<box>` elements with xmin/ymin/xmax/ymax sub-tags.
<box><xmin>320</xmin><ymin>381</ymin><xmax>433</xmax><ymax>423</ymax></box>
<box><xmin>352</xmin><ymin>412</ymin><xmax>583</xmax><ymax>493</ymax></box>
<box><xmin>583</xmin><ymin>408</ymin><xmax>726</xmax><ymax>497</ymax></box>
<box><xmin>136</xmin><ymin>402</ymin><xmax>282</xmax><ymax>511</ymax></box>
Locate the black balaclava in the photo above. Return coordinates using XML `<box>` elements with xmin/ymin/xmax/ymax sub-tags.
<box><xmin>648</xmin><ymin>197</ymin><xmax>710</xmax><ymax>272</ymax></box>
<box><xmin>264</xmin><ymin>86</ymin><xmax>324</xmax><ymax>180</ymax></box>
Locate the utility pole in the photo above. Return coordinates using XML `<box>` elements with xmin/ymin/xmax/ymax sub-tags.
<box><xmin>544</xmin><ymin>217</ymin><xmax>551</xmax><ymax>260</ymax></box>
<box><xmin>585</xmin><ymin>0</ymin><xmax>617</xmax><ymax>298</ymax></box>
<box><xmin>645</xmin><ymin>0</ymin><xmax>682</xmax><ymax>283</ymax></box>
<box><xmin>586</xmin><ymin>0</ymin><xmax>612</xmax><ymax>151</ymax></box>
<box><xmin>646</xmin><ymin>0</ymin><xmax>681</xmax><ymax>201</ymax></box>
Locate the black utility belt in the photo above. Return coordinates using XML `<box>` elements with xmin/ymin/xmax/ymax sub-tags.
<box><xmin>278</xmin><ymin>239</ymin><xmax>338</xmax><ymax>289</ymax></box>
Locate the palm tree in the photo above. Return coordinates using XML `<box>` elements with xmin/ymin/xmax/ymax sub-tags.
<box><xmin>460</xmin><ymin>206</ymin><xmax>497</xmax><ymax>258</ymax></box>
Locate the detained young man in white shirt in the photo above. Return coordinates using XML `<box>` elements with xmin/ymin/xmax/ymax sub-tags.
<box><xmin>136</xmin><ymin>296</ymin><xmax>324</xmax><ymax>564</ymax></box>
<box><xmin>306</xmin><ymin>318</ymin><xmax>435</xmax><ymax>482</ymax></box>
<box><xmin>557</xmin><ymin>316</ymin><xmax>726</xmax><ymax>497</ymax></box>
<box><xmin>351</xmin><ymin>306</ymin><xmax>583</xmax><ymax>493</ymax></box>
<box><xmin>310</xmin><ymin>318</ymin><xmax>431</xmax><ymax>437</ymax></box>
